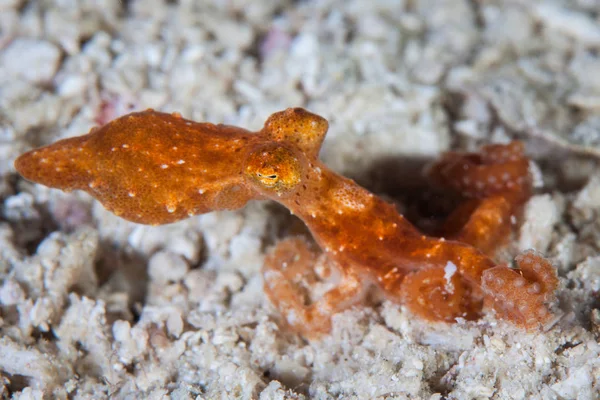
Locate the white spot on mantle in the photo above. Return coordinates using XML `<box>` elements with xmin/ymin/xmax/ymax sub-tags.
<box><xmin>444</xmin><ymin>261</ymin><xmax>457</xmax><ymax>294</ymax></box>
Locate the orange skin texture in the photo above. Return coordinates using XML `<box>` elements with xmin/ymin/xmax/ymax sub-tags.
<box><xmin>15</xmin><ymin>108</ymin><xmax>559</xmax><ymax>338</ymax></box>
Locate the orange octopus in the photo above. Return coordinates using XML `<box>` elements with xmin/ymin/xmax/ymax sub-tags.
<box><xmin>14</xmin><ymin>108</ymin><xmax>559</xmax><ymax>337</ymax></box>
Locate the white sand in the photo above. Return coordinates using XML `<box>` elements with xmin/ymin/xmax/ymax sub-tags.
<box><xmin>1</xmin><ymin>1</ymin><xmax>600</xmax><ymax>399</ymax></box>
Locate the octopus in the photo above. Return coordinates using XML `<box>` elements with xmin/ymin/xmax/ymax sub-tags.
<box><xmin>14</xmin><ymin>108</ymin><xmax>559</xmax><ymax>338</ymax></box>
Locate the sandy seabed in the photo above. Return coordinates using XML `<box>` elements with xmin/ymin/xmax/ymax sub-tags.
<box><xmin>1</xmin><ymin>0</ymin><xmax>600</xmax><ymax>399</ymax></box>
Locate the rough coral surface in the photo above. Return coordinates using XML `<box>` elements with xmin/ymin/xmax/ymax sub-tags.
<box><xmin>2</xmin><ymin>0</ymin><xmax>600</xmax><ymax>399</ymax></box>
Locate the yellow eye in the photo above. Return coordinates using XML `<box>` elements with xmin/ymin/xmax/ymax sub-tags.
<box><xmin>244</xmin><ymin>146</ymin><xmax>302</xmax><ymax>194</ymax></box>
<box><xmin>256</xmin><ymin>172</ymin><xmax>279</xmax><ymax>186</ymax></box>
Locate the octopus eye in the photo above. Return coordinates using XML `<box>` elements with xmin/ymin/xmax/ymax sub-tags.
<box><xmin>244</xmin><ymin>146</ymin><xmax>302</xmax><ymax>193</ymax></box>
<box><xmin>256</xmin><ymin>172</ymin><xmax>279</xmax><ymax>186</ymax></box>
<box><xmin>257</xmin><ymin>172</ymin><xmax>278</xmax><ymax>179</ymax></box>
